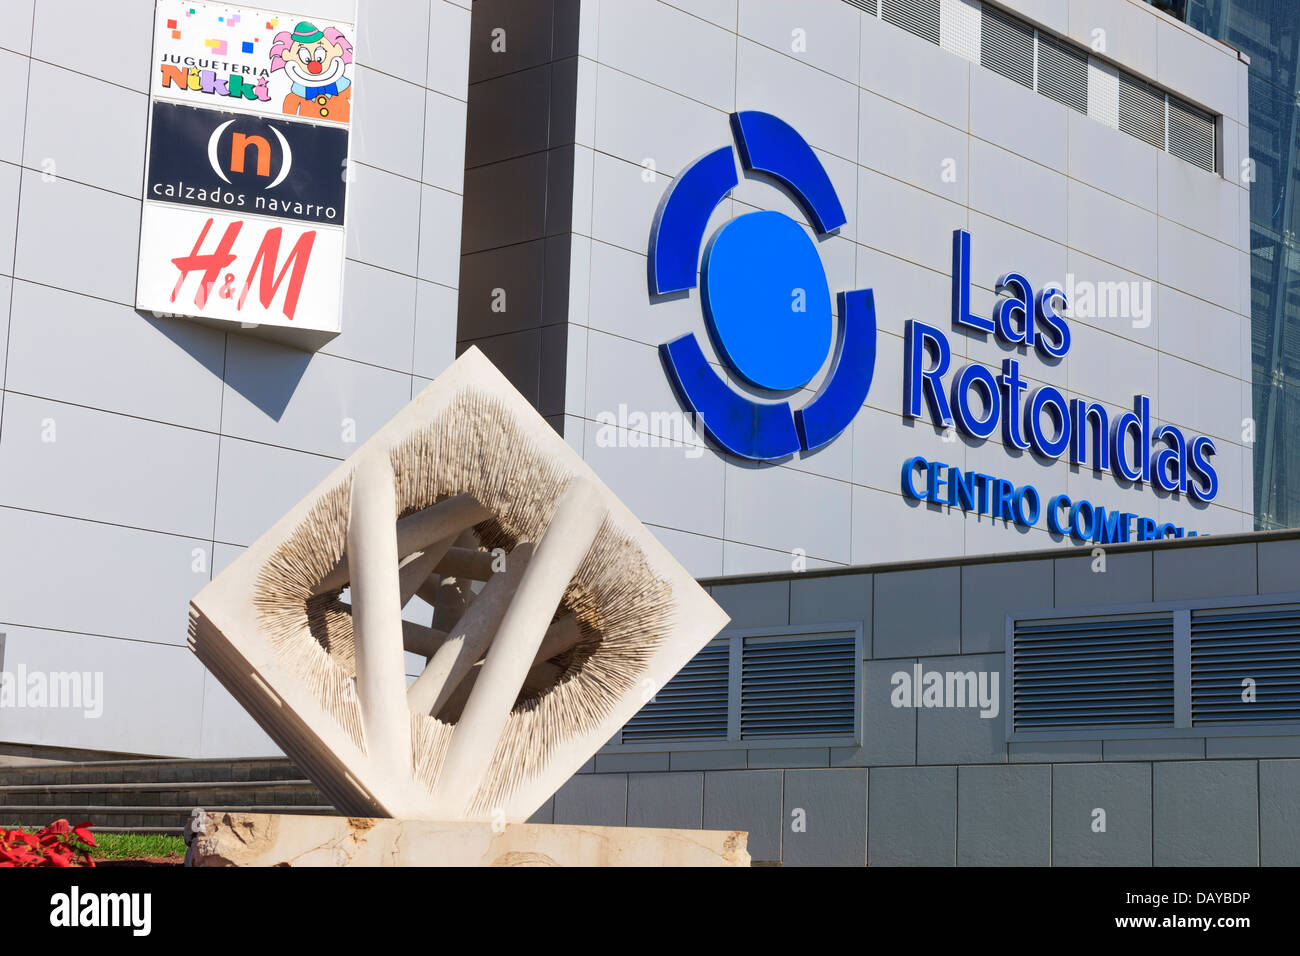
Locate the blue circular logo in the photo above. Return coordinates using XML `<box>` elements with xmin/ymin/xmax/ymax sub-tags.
<box><xmin>649</xmin><ymin>112</ymin><xmax>876</xmax><ymax>461</ymax></box>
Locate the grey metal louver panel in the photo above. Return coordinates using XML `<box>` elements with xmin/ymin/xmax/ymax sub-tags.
<box><xmin>1118</xmin><ymin>73</ymin><xmax>1166</xmax><ymax>150</ymax></box>
<box><xmin>843</xmin><ymin>0</ymin><xmax>878</xmax><ymax>14</ymax></box>
<box><xmin>1168</xmin><ymin>97</ymin><xmax>1216</xmax><ymax>172</ymax></box>
<box><xmin>621</xmin><ymin>642</ymin><xmax>728</xmax><ymax>741</ymax></box>
<box><xmin>1037</xmin><ymin>33</ymin><xmax>1088</xmax><ymax>114</ymax></box>
<box><xmin>1190</xmin><ymin>605</ymin><xmax>1300</xmax><ymax>725</ymax></box>
<box><xmin>740</xmin><ymin>635</ymin><xmax>855</xmax><ymax>739</ymax></box>
<box><xmin>980</xmin><ymin>5</ymin><xmax>1034</xmax><ymax>89</ymax></box>
<box><xmin>1012</xmin><ymin>614</ymin><xmax>1176</xmax><ymax>730</ymax></box>
<box><xmin>882</xmin><ymin>0</ymin><xmax>940</xmax><ymax>45</ymax></box>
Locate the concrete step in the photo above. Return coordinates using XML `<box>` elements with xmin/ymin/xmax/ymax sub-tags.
<box><xmin>0</xmin><ymin>757</ymin><xmax>306</xmax><ymax>787</ymax></box>
<box><xmin>0</xmin><ymin>757</ymin><xmax>334</xmax><ymax>834</ymax></box>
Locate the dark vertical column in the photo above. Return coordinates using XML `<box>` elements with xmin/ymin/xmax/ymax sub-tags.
<box><xmin>457</xmin><ymin>0</ymin><xmax>581</xmax><ymax>435</ymax></box>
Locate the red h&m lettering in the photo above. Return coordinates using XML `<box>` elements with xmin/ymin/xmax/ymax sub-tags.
<box><xmin>238</xmin><ymin>227</ymin><xmax>316</xmax><ymax>321</ymax></box>
<box><xmin>170</xmin><ymin>217</ymin><xmax>239</xmax><ymax>309</ymax></box>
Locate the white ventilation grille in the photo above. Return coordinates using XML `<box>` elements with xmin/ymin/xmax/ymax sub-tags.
<box><xmin>1037</xmin><ymin>33</ymin><xmax>1088</xmax><ymax>113</ymax></box>
<box><xmin>618</xmin><ymin>628</ymin><xmax>861</xmax><ymax>745</ymax></box>
<box><xmin>940</xmin><ymin>0</ymin><xmax>981</xmax><ymax>63</ymax></box>
<box><xmin>1087</xmin><ymin>57</ymin><xmax>1121</xmax><ymax>129</ymax></box>
<box><xmin>1011</xmin><ymin>613</ymin><xmax>1177</xmax><ymax>731</ymax></box>
<box><xmin>980</xmin><ymin>4</ymin><xmax>1034</xmax><ymax>89</ymax></box>
<box><xmin>854</xmin><ymin>0</ymin><xmax>1223</xmax><ymax>177</ymax></box>
<box><xmin>1168</xmin><ymin>97</ymin><xmax>1217</xmax><ymax>172</ymax></box>
<box><xmin>740</xmin><ymin>634</ymin><xmax>857</xmax><ymax>738</ymax></box>
<box><xmin>1118</xmin><ymin>73</ymin><xmax>1167</xmax><ymax>150</ymax></box>
<box><xmin>1190</xmin><ymin>605</ymin><xmax>1300</xmax><ymax>725</ymax></box>
<box><xmin>882</xmin><ymin>0</ymin><xmax>941</xmax><ymax>45</ymax></box>
<box><xmin>621</xmin><ymin>641</ymin><xmax>729</xmax><ymax>742</ymax></box>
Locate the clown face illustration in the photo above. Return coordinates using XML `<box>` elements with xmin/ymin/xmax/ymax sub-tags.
<box><xmin>270</xmin><ymin>22</ymin><xmax>354</xmax><ymax>124</ymax></box>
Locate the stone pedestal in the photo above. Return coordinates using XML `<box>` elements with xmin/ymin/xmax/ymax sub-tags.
<box><xmin>184</xmin><ymin>811</ymin><xmax>750</xmax><ymax>867</ymax></box>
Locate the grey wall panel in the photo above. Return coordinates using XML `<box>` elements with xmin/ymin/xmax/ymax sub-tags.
<box><xmin>962</xmin><ymin>560</ymin><xmax>1053</xmax><ymax>653</ymax></box>
<box><xmin>1153</xmin><ymin>760</ymin><xmax>1259</xmax><ymax>866</ymax></box>
<box><xmin>0</xmin><ymin>625</ymin><xmax>205</xmax><ymax>757</ymax></box>
<box><xmin>627</xmin><ymin>771</ymin><xmax>704</xmax><ymax>830</ymax></box>
<box><xmin>554</xmin><ymin>772</ymin><xmax>628</xmax><ymax>827</ymax></box>
<box><xmin>957</xmin><ymin>764</ymin><xmax>1052</xmax><ymax>866</ymax></box>
<box><xmin>915</xmin><ymin>653</ymin><xmax>1007</xmax><ymax>765</ymax></box>
<box><xmin>833</xmin><ymin>659</ymin><xmax>917</xmax><ymax>767</ymax></box>
<box><xmin>1052</xmin><ymin>763</ymin><xmax>1153</xmax><ymax>865</ymax></box>
<box><xmin>1258</xmin><ymin>541</ymin><xmax>1300</xmax><ymax>594</ymax></box>
<box><xmin>1009</xmin><ymin>740</ymin><xmax>1103</xmax><ymax>763</ymax></box>
<box><xmin>1153</xmin><ymin>542</ymin><xmax>1258</xmax><ymax>601</ymax></box>
<box><xmin>1260</xmin><ymin>759</ymin><xmax>1300</xmax><ymax>866</ymax></box>
<box><xmin>1206</xmin><ymin>737</ymin><xmax>1300</xmax><ymax>759</ymax></box>
<box><xmin>702</xmin><ymin>769</ymin><xmax>783</xmax><ymax>862</ymax></box>
<box><xmin>594</xmin><ymin>752</ymin><xmax>669</xmax><ymax>773</ymax></box>
<box><xmin>874</xmin><ymin>568</ymin><xmax>961</xmax><ymax>658</ymax></box>
<box><xmin>782</xmin><ymin>768</ymin><xmax>868</xmax><ymax>867</ymax></box>
<box><xmin>1104</xmin><ymin>738</ymin><xmax>1206</xmax><ymax>761</ymax></box>
<box><xmin>747</xmin><ymin>748</ymin><xmax>830</xmax><ymax>769</ymax></box>
<box><xmin>868</xmin><ymin>766</ymin><xmax>956</xmax><ymax>866</ymax></box>
<box><xmin>1054</xmin><ymin>551</ymin><xmax>1154</xmax><ymax>607</ymax></box>
<box><xmin>790</xmin><ymin>573</ymin><xmax>872</xmax><ymax>636</ymax></box>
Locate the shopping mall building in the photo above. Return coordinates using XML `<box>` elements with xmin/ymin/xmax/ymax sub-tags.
<box><xmin>0</xmin><ymin>0</ymin><xmax>1297</xmax><ymax>864</ymax></box>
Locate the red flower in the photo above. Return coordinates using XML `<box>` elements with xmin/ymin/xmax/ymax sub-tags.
<box><xmin>0</xmin><ymin>819</ymin><xmax>95</xmax><ymax>866</ymax></box>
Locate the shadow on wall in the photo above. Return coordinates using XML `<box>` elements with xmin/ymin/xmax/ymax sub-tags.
<box><xmin>136</xmin><ymin>310</ymin><xmax>311</xmax><ymax>422</ymax></box>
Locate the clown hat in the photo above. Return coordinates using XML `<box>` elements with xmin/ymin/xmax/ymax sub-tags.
<box><xmin>291</xmin><ymin>21</ymin><xmax>325</xmax><ymax>44</ymax></box>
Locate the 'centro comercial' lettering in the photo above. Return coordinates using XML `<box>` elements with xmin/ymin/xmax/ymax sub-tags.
<box><xmin>897</xmin><ymin>230</ymin><xmax>1219</xmax><ymax>543</ymax></box>
<box><xmin>902</xmin><ymin>456</ymin><xmax>1201</xmax><ymax>543</ymax></box>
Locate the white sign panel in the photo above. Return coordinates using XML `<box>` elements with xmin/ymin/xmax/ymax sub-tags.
<box><xmin>137</xmin><ymin>204</ymin><xmax>345</xmax><ymax>331</ymax></box>
<box><xmin>137</xmin><ymin>1</ymin><xmax>354</xmax><ymax>345</ymax></box>
<box><xmin>151</xmin><ymin>0</ymin><xmax>356</xmax><ymax>126</ymax></box>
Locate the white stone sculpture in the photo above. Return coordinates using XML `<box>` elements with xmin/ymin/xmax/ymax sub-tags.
<box><xmin>188</xmin><ymin>347</ymin><xmax>729</xmax><ymax>822</ymax></box>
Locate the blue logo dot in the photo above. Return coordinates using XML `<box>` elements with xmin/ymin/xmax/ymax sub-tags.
<box><xmin>701</xmin><ymin>210</ymin><xmax>832</xmax><ymax>391</ymax></box>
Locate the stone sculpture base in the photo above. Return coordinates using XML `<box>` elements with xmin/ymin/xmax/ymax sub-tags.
<box><xmin>184</xmin><ymin>811</ymin><xmax>750</xmax><ymax>867</ymax></box>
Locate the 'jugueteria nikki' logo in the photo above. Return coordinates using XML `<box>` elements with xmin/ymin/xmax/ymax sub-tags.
<box><xmin>649</xmin><ymin>112</ymin><xmax>876</xmax><ymax>461</ymax></box>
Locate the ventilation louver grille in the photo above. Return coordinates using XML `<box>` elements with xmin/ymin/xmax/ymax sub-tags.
<box><xmin>621</xmin><ymin>641</ymin><xmax>729</xmax><ymax>741</ymax></box>
<box><xmin>980</xmin><ymin>4</ymin><xmax>1034</xmax><ymax>88</ymax></box>
<box><xmin>740</xmin><ymin>634</ymin><xmax>856</xmax><ymax>738</ymax></box>
<box><xmin>1037</xmin><ymin>33</ymin><xmax>1088</xmax><ymax>113</ymax></box>
<box><xmin>854</xmin><ymin>0</ymin><xmax>1222</xmax><ymax>176</ymax></box>
<box><xmin>1011</xmin><ymin>614</ymin><xmax>1177</xmax><ymax>730</ymax></box>
<box><xmin>882</xmin><ymin>0</ymin><xmax>941</xmax><ymax>45</ymax></box>
<box><xmin>1119</xmin><ymin>74</ymin><xmax>1167</xmax><ymax>149</ymax></box>
<box><xmin>1168</xmin><ymin>97</ymin><xmax>1217</xmax><ymax>172</ymax></box>
<box><xmin>1191</xmin><ymin>605</ymin><xmax>1300</xmax><ymax>725</ymax></box>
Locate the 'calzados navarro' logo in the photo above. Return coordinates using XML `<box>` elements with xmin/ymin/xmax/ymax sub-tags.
<box><xmin>649</xmin><ymin>112</ymin><xmax>875</xmax><ymax>461</ymax></box>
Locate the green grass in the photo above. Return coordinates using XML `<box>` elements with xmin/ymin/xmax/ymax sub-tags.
<box><xmin>89</xmin><ymin>832</ymin><xmax>186</xmax><ymax>861</ymax></box>
<box><xmin>4</xmin><ymin>825</ymin><xmax>185</xmax><ymax>862</ymax></box>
